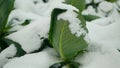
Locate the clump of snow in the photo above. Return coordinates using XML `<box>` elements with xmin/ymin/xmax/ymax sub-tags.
<box><xmin>94</xmin><ymin>0</ymin><xmax>104</xmax><ymax>3</ymax></box>
<box><xmin>85</xmin><ymin>0</ymin><xmax>92</xmax><ymax>4</ymax></box>
<box><xmin>98</xmin><ymin>1</ymin><xmax>113</xmax><ymax>13</ymax></box>
<box><xmin>0</xmin><ymin>44</ymin><xmax>16</xmax><ymax>68</ymax></box>
<box><xmin>3</xmin><ymin>51</ymin><xmax>60</xmax><ymax>68</ymax></box>
<box><xmin>58</xmin><ymin>8</ymin><xmax>86</xmax><ymax>37</ymax></box>
<box><xmin>0</xmin><ymin>44</ymin><xmax>17</xmax><ymax>58</ymax></box>
<box><xmin>83</xmin><ymin>1</ymin><xmax>120</xmax><ymax>18</ymax></box>
<box><xmin>82</xmin><ymin>6</ymin><xmax>103</xmax><ymax>17</ymax></box>
<box><xmin>82</xmin><ymin>6</ymin><xmax>96</xmax><ymax>15</ymax></box>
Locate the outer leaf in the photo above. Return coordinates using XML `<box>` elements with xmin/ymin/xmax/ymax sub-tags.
<box><xmin>83</xmin><ymin>14</ymin><xmax>100</xmax><ymax>21</ymax></box>
<box><xmin>65</xmin><ymin>0</ymin><xmax>86</xmax><ymax>12</ymax></box>
<box><xmin>54</xmin><ymin>20</ymin><xmax>87</xmax><ymax>60</ymax></box>
<box><xmin>49</xmin><ymin>8</ymin><xmax>88</xmax><ymax>60</ymax></box>
<box><xmin>49</xmin><ymin>8</ymin><xmax>67</xmax><ymax>47</ymax></box>
<box><xmin>0</xmin><ymin>0</ymin><xmax>15</xmax><ymax>51</ymax></box>
<box><xmin>0</xmin><ymin>38</ymin><xmax>8</xmax><ymax>52</ymax></box>
<box><xmin>0</xmin><ymin>0</ymin><xmax>15</xmax><ymax>30</ymax></box>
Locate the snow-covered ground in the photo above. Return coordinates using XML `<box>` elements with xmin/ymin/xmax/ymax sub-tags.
<box><xmin>0</xmin><ymin>0</ymin><xmax>120</xmax><ymax>68</ymax></box>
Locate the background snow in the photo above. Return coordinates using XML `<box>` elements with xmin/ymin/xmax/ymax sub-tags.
<box><xmin>7</xmin><ymin>17</ymin><xmax>50</xmax><ymax>53</ymax></box>
<box><xmin>0</xmin><ymin>0</ymin><xmax>120</xmax><ymax>68</ymax></box>
<box><xmin>98</xmin><ymin>1</ymin><xmax>113</xmax><ymax>13</ymax></box>
<box><xmin>3</xmin><ymin>51</ymin><xmax>60</xmax><ymax>68</ymax></box>
<box><xmin>76</xmin><ymin>51</ymin><xmax>120</xmax><ymax>68</ymax></box>
<box><xmin>0</xmin><ymin>44</ymin><xmax>16</xmax><ymax>68</ymax></box>
<box><xmin>87</xmin><ymin>16</ymin><xmax>120</xmax><ymax>50</ymax></box>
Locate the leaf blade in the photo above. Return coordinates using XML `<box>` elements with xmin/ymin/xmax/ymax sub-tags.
<box><xmin>58</xmin><ymin>20</ymin><xmax>88</xmax><ymax>60</ymax></box>
<box><xmin>49</xmin><ymin>8</ymin><xmax>88</xmax><ymax>60</ymax></box>
<box><xmin>83</xmin><ymin>14</ymin><xmax>100</xmax><ymax>21</ymax></box>
<box><xmin>0</xmin><ymin>0</ymin><xmax>15</xmax><ymax>30</ymax></box>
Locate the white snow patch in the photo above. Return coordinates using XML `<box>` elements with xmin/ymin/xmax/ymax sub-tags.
<box><xmin>87</xmin><ymin>18</ymin><xmax>120</xmax><ymax>50</ymax></box>
<box><xmin>85</xmin><ymin>0</ymin><xmax>92</xmax><ymax>4</ymax></box>
<box><xmin>0</xmin><ymin>44</ymin><xmax>16</xmax><ymax>58</ymax></box>
<box><xmin>89</xmin><ymin>17</ymin><xmax>115</xmax><ymax>26</ymax></box>
<box><xmin>82</xmin><ymin>6</ymin><xmax>103</xmax><ymax>17</ymax></box>
<box><xmin>8</xmin><ymin>9</ymin><xmax>49</xmax><ymax>31</ymax></box>
<box><xmin>14</xmin><ymin>0</ymin><xmax>35</xmax><ymax>12</ymax></box>
<box><xmin>58</xmin><ymin>9</ymin><xmax>86</xmax><ymax>37</ymax></box>
<box><xmin>108</xmin><ymin>9</ymin><xmax>120</xmax><ymax>20</ymax></box>
<box><xmin>82</xmin><ymin>6</ymin><xmax>96</xmax><ymax>15</ymax></box>
<box><xmin>14</xmin><ymin>0</ymin><xmax>65</xmax><ymax>17</ymax></box>
<box><xmin>98</xmin><ymin>1</ymin><xmax>113</xmax><ymax>13</ymax></box>
<box><xmin>7</xmin><ymin>17</ymin><xmax>50</xmax><ymax>53</ymax></box>
<box><xmin>94</xmin><ymin>0</ymin><xmax>104</xmax><ymax>3</ymax></box>
<box><xmin>3</xmin><ymin>52</ymin><xmax>60</xmax><ymax>68</ymax></box>
<box><xmin>0</xmin><ymin>44</ymin><xmax>16</xmax><ymax>68</ymax></box>
<box><xmin>76</xmin><ymin>51</ymin><xmax>120</xmax><ymax>68</ymax></box>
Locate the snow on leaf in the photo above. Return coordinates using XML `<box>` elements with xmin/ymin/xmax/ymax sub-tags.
<box><xmin>49</xmin><ymin>8</ymin><xmax>88</xmax><ymax>60</ymax></box>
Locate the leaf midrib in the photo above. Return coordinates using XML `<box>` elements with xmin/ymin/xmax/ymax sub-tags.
<box><xmin>59</xmin><ymin>21</ymin><xmax>66</xmax><ymax>60</ymax></box>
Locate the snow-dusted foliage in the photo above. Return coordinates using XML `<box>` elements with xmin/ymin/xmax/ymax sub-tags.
<box><xmin>0</xmin><ymin>0</ymin><xmax>120</xmax><ymax>68</ymax></box>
